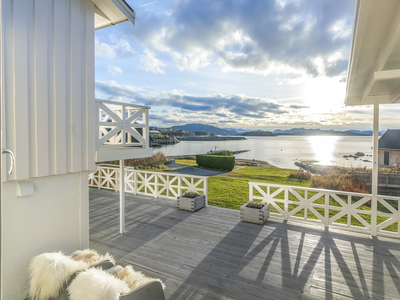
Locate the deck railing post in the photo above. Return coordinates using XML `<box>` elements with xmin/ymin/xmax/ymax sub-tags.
<box><xmin>284</xmin><ymin>188</ymin><xmax>289</xmax><ymax>220</ymax></box>
<box><xmin>249</xmin><ymin>182</ymin><xmax>253</xmax><ymax>202</ymax></box>
<box><xmin>178</xmin><ymin>176</ymin><xmax>182</xmax><ymax>196</ymax></box>
<box><xmin>144</xmin><ymin>108</ymin><xmax>150</xmax><ymax>149</ymax></box>
<box><xmin>119</xmin><ymin>160</ymin><xmax>125</xmax><ymax>234</ymax></box>
<box><xmin>347</xmin><ymin>195</ymin><xmax>352</xmax><ymax>227</ymax></box>
<box><xmin>154</xmin><ymin>174</ymin><xmax>158</xmax><ymax>198</ymax></box>
<box><xmin>304</xmin><ymin>190</ymin><xmax>308</xmax><ymax>220</ymax></box>
<box><xmin>205</xmin><ymin>178</ymin><xmax>209</xmax><ymax>206</ymax></box>
<box><xmin>371</xmin><ymin>103</ymin><xmax>379</xmax><ymax>236</ymax></box>
<box><xmin>95</xmin><ymin>101</ymin><xmax>100</xmax><ymax>151</ymax></box>
<box><xmin>324</xmin><ymin>193</ymin><xmax>330</xmax><ymax>227</ymax></box>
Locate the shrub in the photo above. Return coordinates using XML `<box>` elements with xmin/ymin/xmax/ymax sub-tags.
<box><xmin>196</xmin><ymin>154</ymin><xmax>235</xmax><ymax>171</ymax></box>
<box><xmin>289</xmin><ymin>170</ymin><xmax>311</xmax><ymax>181</ymax></box>
<box><xmin>311</xmin><ymin>173</ymin><xmax>371</xmax><ymax>194</ymax></box>
<box><xmin>182</xmin><ymin>191</ymin><xmax>201</xmax><ymax>198</ymax></box>
<box><xmin>246</xmin><ymin>200</ymin><xmax>264</xmax><ymax>209</ymax></box>
<box><xmin>209</xmin><ymin>150</ymin><xmax>233</xmax><ymax>156</ymax></box>
<box><xmin>104</xmin><ymin>153</ymin><xmax>167</xmax><ymax>168</ymax></box>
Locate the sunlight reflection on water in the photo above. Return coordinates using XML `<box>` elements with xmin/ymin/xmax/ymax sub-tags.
<box><xmin>307</xmin><ymin>136</ymin><xmax>339</xmax><ymax>166</ymax></box>
<box><xmin>153</xmin><ymin>136</ymin><xmax>373</xmax><ymax>169</ymax></box>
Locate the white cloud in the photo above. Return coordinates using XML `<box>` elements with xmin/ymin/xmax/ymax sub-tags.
<box><xmin>95</xmin><ymin>37</ymin><xmax>135</xmax><ymax>59</ymax></box>
<box><xmin>94</xmin><ymin>79</ymin><xmax>400</xmax><ymax>130</ymax></box>
<box><xmin>108</xmin><ymin>65</ymin><xmax>123</xmax><ymax>75</ymax></box>
<box><xmin>95</xmin><ymin>39</ymin><xmax>115</xmax><ymax>59</ymax></box>
<box><xmin>122</xmin><ymin>0</ymin><xmax>355</xmax><ymax>78</ymax></box>
<box><xmin>138</xmin><ymin>50</ymin><xmax>166</xmax><ymax>74</ymax></box>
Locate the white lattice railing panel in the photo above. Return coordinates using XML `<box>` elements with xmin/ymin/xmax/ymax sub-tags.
<box><xmin>376</xmin><ymin>195</ymin><xmax>400</xmax><ymax>236</ymax></box>
<box><xmin>89</xmin><ymin>165</ymin><xmax>119</xmax><ymax>190</ymax></box>
<box><xmin>249</xmin><ymin>182</ymin><xmax>400</xmax><ymax>237</ymax></box>
<box><xmin>96</xmin><ymin>99</ymin><xmax>150</xmax><ymax>149</ymax></box>
<box><xmin>89</xmin><ymin>165</ymin><xmax>208</xmax><ymax>204</ymax></box>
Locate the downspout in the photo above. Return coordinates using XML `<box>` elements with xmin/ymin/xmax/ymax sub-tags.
<box><xmin>371</xmin><ymin>103</ymin><xmax>379</xmax><ymax>236</ymax></box>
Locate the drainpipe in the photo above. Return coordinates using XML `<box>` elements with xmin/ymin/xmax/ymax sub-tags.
<box><xmin>371</xmin><ymin>103</ymin><xmax>379</xmax><ymax>236</ymax></box>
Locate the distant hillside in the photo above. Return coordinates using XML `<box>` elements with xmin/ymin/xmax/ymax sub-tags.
<box><xmin>273</xmin><ymin>128</ymin><xmax>371</xmax><ymax>136</ymax></box>
<box><xmin>171</xmin><ymin>124</ymin><xmax>230</xmax><ymax>136</ymax></box>
<box><xmin>225</xmin><ymin>129</ymin><xmax>239</xmax><ymax>135</ymax></box>
<box><xmin>242</xmin><ymin>130</ymin><xmax>275</xmax><ymax>136</ymax></box>
<box><xmin>223</xmin><ymin>128</ymin><xmax>248</xmax><ymax>135</ymax></box>
<box><xmin>156</xmin><ymin>128</ymin><xmax>194</xmax><ymax>137</ymax></box>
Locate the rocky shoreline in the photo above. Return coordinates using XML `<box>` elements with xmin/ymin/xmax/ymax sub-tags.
<box><xmin>177</xmin><ymin>136</ymin><xmax>246</xmax><ymax>141</ymax></box>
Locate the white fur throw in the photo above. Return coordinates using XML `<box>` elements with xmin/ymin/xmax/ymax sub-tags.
<box><xmin>72</xmin><ymin>249</ymin><xmax>115</xmax><ymax>266</ymax></box>
<box><xmin>67</xmin><ymin>268</ymin><xmax>130</xmax><ymax>300</ymax></box>
<box><xmin>28</xmin><ymin>252</ymin><xmax>89</xmax><ymax>300</ymax></box>
<box><xmin>28</xmin><ymin>250</ymin><xmax>115</xmax><ymax>300</ymax></box>
<box><xmin>117</xmin><ymin>265</ymin><xmax>166</xmax><ymax>291</ymax></box>
<box><xmin>67</xmin><ymin>265</ymin><xmax>165</xmax><ymax>300</ymax></box>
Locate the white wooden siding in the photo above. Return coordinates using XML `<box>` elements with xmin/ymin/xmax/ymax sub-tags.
<box><xmin>2</xmin><ymin>0</ymin><xmax>96</xmax><ymax>182</ymax></box>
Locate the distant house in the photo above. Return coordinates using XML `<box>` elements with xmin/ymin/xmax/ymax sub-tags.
<box><xmin>378</xmin><ymin>129</ymin><xmax>400</xmax><ymax>166</ymax></box>
<box><xmin>195</xmin><ymin>131</ymin><xmax>209</xmax><ymax>136</ymax></box>
<box><xmin>149</xmin><ymin>130</ymin><xmax>162</xmax><ymax>135</ymax></box>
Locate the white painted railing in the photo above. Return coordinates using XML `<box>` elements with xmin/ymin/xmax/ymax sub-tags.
<box><xmin>96</xmin><ymin>99</ymin><xmax>150</xmax><ymax>149</ymax></box>
<box><xmin>249</xmin><ymin>182</ymin><xmax>400</xmax><ymax>238</ymax></box>
<box><xmin>89</xmin><ymin>165</ymin><xmax>208</xmax><ymax>204</ymax></box>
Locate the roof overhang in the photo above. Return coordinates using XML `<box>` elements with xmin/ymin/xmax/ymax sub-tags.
<box><xmin>92</xmin><ymin>0</ymin><xmax>135</xmax><ymax>30</ymax></box>
<box><xmin>345</xmin><ymin>0</ymin><xmax>400</xmax><ymax>106</ymax></box>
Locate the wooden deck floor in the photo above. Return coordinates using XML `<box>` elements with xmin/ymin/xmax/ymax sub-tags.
<box><xmin>89</xmin><ymin>188</ymin><xmax>400</xmax><ymax>300</ymax></box>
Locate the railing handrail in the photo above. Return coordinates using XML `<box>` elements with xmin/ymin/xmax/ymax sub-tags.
<box><xmin>96</xmin><ymin>165</ymin><xmax>209</xmax><ymax>180</ymax></box>
<box><xmin>248</xmin><ymin>181</ymin><xmax>400</xmax><ymax>199</ymax></box>
<box><xmin>90</xmin><ymin>165</ymin><xmax>209</xmax><ymax>204</ymax></box>
<box><xmin>249</xmin><ymin>181</ymin><xmax>400</xmax><ymax>238</ymax></box>
<box><xmin>96</xmin><ymin>98</ymin><xmax>151</xmax><ymax>109</ymax></box>
<box><xmin>129</xmin><ymin>169</ymin><xmax>208</xmax><ymax>180</ymax></box>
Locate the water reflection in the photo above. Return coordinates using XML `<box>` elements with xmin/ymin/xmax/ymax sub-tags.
<box><xmin>307</xmin><ymin>136</ymin><xmax>339</xmax><ymax>166</ymax></box>
<box><xmin>154</xmin><ymin>136</ymin><xmax>372</xmax><ymax>169</ymax></box>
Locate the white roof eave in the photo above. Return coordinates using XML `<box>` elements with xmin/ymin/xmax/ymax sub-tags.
<box><xmin>93</xmin><ymin>0</ymin><xmax>135</xmax><ymax>30</ymax></box>
<box><xmin>345</xmin><ymin>0</ymin><xmax>400</xmax><ymax>106</ymax></box>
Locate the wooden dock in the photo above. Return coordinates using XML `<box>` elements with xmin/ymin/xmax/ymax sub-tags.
<box><xmin>90</xmin><ymin>188</ymin><xmax>400</xmax><ymax>300</ymax></box>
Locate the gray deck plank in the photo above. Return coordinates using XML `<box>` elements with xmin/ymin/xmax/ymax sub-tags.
<box><xmin>89</xmin><ymin>188</ymin><xmax>400</xmax><ymax>300</ymax></box>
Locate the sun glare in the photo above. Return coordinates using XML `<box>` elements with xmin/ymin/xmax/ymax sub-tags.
<box><xmin>307</xmin><ymin>136</ymin><xmax>339</xmax><ymax>166</ymax></box>
<box><xmin>302</xmin><ymin>77</ymin><xmax>346</xmax><ymax>112</ymax></box>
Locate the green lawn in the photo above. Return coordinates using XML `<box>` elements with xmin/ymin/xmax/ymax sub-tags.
<box><xmin>175</xmin><ymin>159</ymin><xmax>198</xmax><ymax>167</ymax></box>
<box><xmin>208</xmin><ymin>166</ymin><xmax>397</xmax><ymax>232</ymax></box>
<box><xmin>172</xmin><ymin>161</ymin><xmax>398</xmax><ymax>232</ymax></box>
<box><xmin>208</xmin><ymin>166</ymin><xmax>310</xmax><ymax>209</ymax></box>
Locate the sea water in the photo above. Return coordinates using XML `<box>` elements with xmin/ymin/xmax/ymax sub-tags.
<box><xmin>153</xmin><ymin>136</ymin><xmax>373</xmax><ymax>169</ymax></box>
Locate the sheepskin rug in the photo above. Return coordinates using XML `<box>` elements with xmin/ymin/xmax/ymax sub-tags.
<box><xmin>28</xmin><ymin>250</ymin><xmax>115</xmax><ymax>300</ymax></box>
<box><xmin>117</xmin><ymin>265</ymin><xmax>166</xmax><ymax>291</ymax></box>
<box><xmin>72</xmin><ymin>249</ymin><xmax>115</xmax><ymax>266</ymax></box>
<box><xmin>28</xmin><ymin>252</ymin><xmax>89</xmax><ymax>300</ymax></box>
<box><xmin>67</xmin><ymin>268</ymin><xmax>130</xmax><ymax>300</ymax></box>
<box><xmin>67</xmin><ymin>265</ymin><xmax>165</xmax><ymax>300</ymax></box>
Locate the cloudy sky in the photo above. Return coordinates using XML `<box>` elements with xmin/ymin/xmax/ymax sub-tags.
<box><xmin>95</xmin><ymin>0</ymin><xmax>400</xmax><ymax>131</ymax></box>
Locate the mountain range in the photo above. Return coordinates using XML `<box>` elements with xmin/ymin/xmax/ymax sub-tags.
<box><xmin>169</xmin><ymin>124</ymin><xmax>385</xmax><ymax>136</ymax></box>
<box><xmin>171</xmin><ymin>124</ymin><xmax>231</xmax><ymax>135</ymax></box>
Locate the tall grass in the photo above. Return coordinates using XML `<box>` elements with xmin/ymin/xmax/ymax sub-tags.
<box><xmin>104</xmin><ymin>153</ymin><xmax>167</xmax><ymax>169</ymax></box>
<box><xmin>310</xmin><ymin>173</ymin><xmax>371</xmax><ymax>194</ymax></box>
<box><xmin>289</xmin><ymin>170</ymin><xmax>311</xmax><ymax>181</ymax></box>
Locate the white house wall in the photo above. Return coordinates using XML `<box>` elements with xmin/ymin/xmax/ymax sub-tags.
<box><xmin>1</xmin><ymin>172</ymin><xmax>90</xmax><ymax>300</ymax></box>
<box><xmin>378</xmin><ymin>149</ymin><xmax>400</xmax><ymax>166</ymax></box>
<box><xmin>1</xmin><ymin>0</ymin><xmax>96</xmax><ymax>182</ymax></box>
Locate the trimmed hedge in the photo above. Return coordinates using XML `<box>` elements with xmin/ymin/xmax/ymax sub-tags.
<box><xmin>209</xmin><ymin>150</ymin><xmax>233</xmax><ymax>156</ymax></box>
<box><xmin>196</xmin><ymin>154</ymin><xmax>235</xmax><ymax>171</ymax></box>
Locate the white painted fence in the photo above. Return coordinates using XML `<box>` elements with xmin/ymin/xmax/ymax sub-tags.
<box><xmin>89</xmin><ymin>165</ymin><xmax>208</xmax><ymax>204</ymax></box>
<box><xmin>249</xmin><ymin>182</ymin><xmax>400</xmax><ymax>238</ymax></box>
<box><xmin>96</xmin><ymin>99</ymin><xmax>150</xmax><ymax>149</ymax></box>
